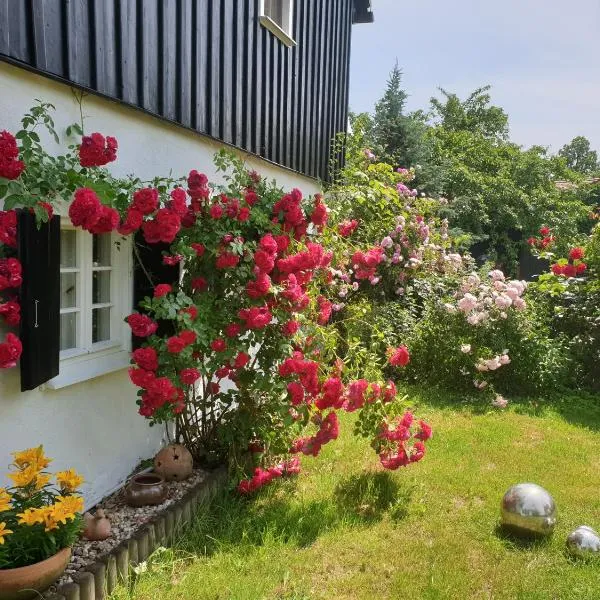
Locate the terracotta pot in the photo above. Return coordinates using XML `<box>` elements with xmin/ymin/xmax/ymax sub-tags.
<box><xmin>83</xmin><ymin>508</ymin><xmax>112</xmax><ymax>541</ymax></box>
<box><xmin>124</xmin><ymin>473</ymin><xmax>167</xmax><ymax>507</ymax></box>
<box><xmin>0</xmin><ymin>547</ymin><xmax>71</xmax><ymax>600</ymax></box>
<box><xmin>154</xmin><ymin>444</ymin><xmax>193</xmax><ymax>481</ymax></box>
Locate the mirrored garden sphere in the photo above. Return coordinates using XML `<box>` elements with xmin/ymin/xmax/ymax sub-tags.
<box><xmin>566</xmin><ymin>526</ymin><xmax>600</xmax><ymax>558</ymax></box>
<box><xmin>500</xmin><ymin>483</ymin><xmax>556</xmax><ymax>537</ymax></box>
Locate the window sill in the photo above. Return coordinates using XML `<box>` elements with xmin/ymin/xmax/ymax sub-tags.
<box><xmin>45</xmin><ymin>349</ymin><xmax>131</xmax><ymax>390</ymax></box>
<box><xmin>259</xmin><ymin>16</ymin><xmax>296</xmax><ymax>47</ymax></box>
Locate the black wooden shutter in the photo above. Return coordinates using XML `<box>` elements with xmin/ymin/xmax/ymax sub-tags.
<box><xmin>17</xmin><ymin>210</ymin><xmax>60</xmax><ymax>391</ymax></box>
<box><xmin>132</xmin><ymin>233</ymin><xmax>179</xmax><ymax>349</ymax></box>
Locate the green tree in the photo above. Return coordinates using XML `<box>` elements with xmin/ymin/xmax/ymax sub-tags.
<box><xmin>427</xmin><ymin>88</ymin><xmax>588</xmax><ymax>272</ymax></box>
<box><xmin>558</xmin><ymin>136</ymin><xmax>599</xmax><ymax>174</ymax></box>
<box><xmin>429</xmin><ymin>85</ymin><xmax>509</xmax><ymax>140</ymax></box>
<box><xmin>369</xmin><ymin>63</ymin><xmax>443</xmax><ymax>193</ymax></box>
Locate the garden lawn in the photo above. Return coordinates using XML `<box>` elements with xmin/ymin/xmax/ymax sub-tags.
<box><xmin>111</xmin><ymin>389</ymin><xmax>600</xmax><ymax>600</ymax></box>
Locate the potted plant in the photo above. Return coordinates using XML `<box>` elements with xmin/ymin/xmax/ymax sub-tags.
<box><xmin>0</xmin><ymin>446</ymin><xmax>84</xmax><ymax>600</ymax></box>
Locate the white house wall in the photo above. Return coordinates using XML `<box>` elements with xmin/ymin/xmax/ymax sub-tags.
<box><xmin>0</xmin><ymin>62</ymin><xmax>321</xmax><ymax>507</ymax></box>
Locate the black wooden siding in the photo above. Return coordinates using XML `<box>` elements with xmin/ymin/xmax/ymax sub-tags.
<box><xmin>0</xmin><ymin>0</ymin><xmax>359</xmax><ymax>182</ymax></box>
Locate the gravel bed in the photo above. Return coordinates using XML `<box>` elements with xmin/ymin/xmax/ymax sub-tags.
<box><xmin>52</xmin><ymin>468</ymin><xmax>208</xmax><ymax>589</ymax></box>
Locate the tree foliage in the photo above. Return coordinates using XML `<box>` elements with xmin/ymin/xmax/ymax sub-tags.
<box><xmin>558</xmin><ymin>136</ymin><xmax>599</xmax><ymax>174</ymax></box>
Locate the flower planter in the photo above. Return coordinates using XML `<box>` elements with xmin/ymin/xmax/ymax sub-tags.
<box><xmin>0</xmin><ymin>547</ymin><xmax>71</xmax><ymax>600</ymax></box>
<box><xmin>124</xmin><ymin>473</ymin><xmax>167</xmax><ymax>507</ymax></box>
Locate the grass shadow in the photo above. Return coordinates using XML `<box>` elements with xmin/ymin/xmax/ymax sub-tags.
<box><xmin>333</xmin><ymin>471</ymin><xmax>413</xmax><ymax>523</ymax></box>
<box><xmin>493</xmin><ymin>523</ymin><xmax>553</xmax><ymax>551</ymax></box>
<box><xmin>176</xmin><ymin>471</ymin><xmax>414</xmax><ymax>561</ymax></box>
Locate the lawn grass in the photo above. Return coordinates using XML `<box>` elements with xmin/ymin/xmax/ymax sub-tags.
<box><xmin>111</xmin><ymin>388</ymin><xmax>600</xmax><ymax>599</ymax></box>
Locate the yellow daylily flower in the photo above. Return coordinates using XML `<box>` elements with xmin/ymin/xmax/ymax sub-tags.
<box><xmin>17</xmin><ymin>507</ymin><xmax>45</xmax><ymax>526</ymax></box>
<box><xmin>0</xmin><ymin>522</ymin><xmax>13</xmax><ymax>544</ymax></box>
<box><xmin>51</xmin><ymin>502</ymin><xmax>77</xmax><ymax>525</ymax></box>
<box><xmin>7</xmin><ymin>465</ymin><xmax>39</xmax><ymax>488</ymax></box>
<box><xmin>12</xmin><ymin>446</ymin><xmax>51</xmax><ymax>470</ymax></box>
<box><xmin>55</xmin><ymin>469</ymin><xmax>84</xmax><ymax>493</ymax></box>
<box><xmin>55</xmin><ymin>495</ymin><xmax>84</xmax><ymax>516</ymax></box>
<box><xmin>36</xmin><ymin>506</ymin><xmax>59</xmax><ymax>532</ymax></box>
<box><xmin>0</xmin><ymin>489</ymin><xmax>11</xmax><ymax>513</ymax></box>
<box><xmin>34</xmin><ymin>473</ymin><xmax>52</xmax><ymax>491</ymax></box>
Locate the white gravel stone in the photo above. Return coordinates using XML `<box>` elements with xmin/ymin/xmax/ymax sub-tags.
<box><xmin>47</xmin><ymin>468</ymin><xmax>208</xmax><ymax>592</ymax></box>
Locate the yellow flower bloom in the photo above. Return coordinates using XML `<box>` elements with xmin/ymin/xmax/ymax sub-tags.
<box><xmin>17</xmin><ymin>507</ymin><xmax>45</xmax><ymax>526</ymax></box>
<box><xmin>55</xmin><ymin>469</ymin><xmax>84</xmax><ymax>492</ymax></box>
<box><xmin>55</xmin><ymin>495</ymin><xmax>84</xmax><ymax>516</ymax></box>
<box><xmin>37</xmin><ymin>506</ymin><xmax>58</xmax><ymax>532</ymax></box>
<box><xmin>34</xmin><ymin>473</ymin><xmax>52</xmax><ymax>491</ymax></box>
<box><xmin>51</xmin><ymin>503</ymin><xmax>75</xmax><ymax>525</ymax></box>
<box><xmin>0</xmin><ymin>489</ymin><xmax>11</xmax><ymax>513</ymax></box>
<box><xmin>12</xmin><ymin>446</ymin><xmax>51</xmax><ymax>470</ymax></box>
<box><xmin>0</xmin><ymin>522</ymin><xmax>13</xmax><ymax>545</ymax></box>
<box><xmin>7</xmin><ymin>465</ymin><xmax>39</xmax><ymax>488</ymax></box>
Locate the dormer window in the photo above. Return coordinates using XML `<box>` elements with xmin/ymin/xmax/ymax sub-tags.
<box><xmin>260</xmin><ymin>0</ymin><xmax>296</xmax><ymax>47</ymax></box>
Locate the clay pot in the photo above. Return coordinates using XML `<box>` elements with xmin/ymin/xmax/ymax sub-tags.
<box><xmin>154</xmin><ymin>444</ymin><xmax>193</xmax><ymax>481</ymax></box>
<box><xmin>124</xmin><ymin>473</ymin><xmax>167</xmax><ymax>507</ymax></box>
<box><xmin>83</xmin><ymin>508</ymin><xmax>112</xmax><ymax>541</ymax></box>
<box><xmin>0</xmin><ymin>547</ymin><xmax>71</xmax><ymax>600</ymax></box>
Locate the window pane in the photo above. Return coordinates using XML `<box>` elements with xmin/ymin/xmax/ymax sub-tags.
<box><xmin>60</xmin><ymin>230</ymin><xmax>77</xmax><ymax>268</ymax></box>
<box><xmin>60</xmin><ymin>313</ymin><xmax>77</xmax><ymax>351</ymax></box>
<box><xmin>93</xmin><ymin>234</ymin><xmax>112</xmax><ymax>267</ymax></box>
<box><xmin>265</xmin><ymin>0</ymin><xmax>283</xmax><ymax>25</ymax></box>
<box><xmin>92</xmin><ymin>307</ymin><xmax>111</xmax><ymax>343</ymax></box>
<box><xmin>60</xmin><ymin>273</ymin><xmax>78</xmax><ymax>309</ymax></box>
<box><xmin>92</xmin><ymin>271</ymin><xmax>111</xmax><ymax>304</ymax></box>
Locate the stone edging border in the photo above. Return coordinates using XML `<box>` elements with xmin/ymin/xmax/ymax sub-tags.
<box><xmin>46</xmin><ymin>466</ymin><xmax>228</xmax><ymax>600</ymax></box>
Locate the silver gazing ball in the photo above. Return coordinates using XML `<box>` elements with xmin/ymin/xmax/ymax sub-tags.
<box><xmin>566</xmin><ymin>526</ymin><xmax>600</xmax><ymax>558</ymax></box>
<box><xmin>500</xmin><ymin>483</ymin><xmax>557</xmax><ymax>537</ymax></box>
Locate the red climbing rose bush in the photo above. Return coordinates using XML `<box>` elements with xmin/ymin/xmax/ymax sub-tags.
<box><xmin>124</xmin><ymin>151</ymin><xmax>432</xmax><ymax>479</ymax></box>
<box><xmin>1</xmin><ymin>103</ymin><xmax>432</xmax><ymax>489</ymax></box>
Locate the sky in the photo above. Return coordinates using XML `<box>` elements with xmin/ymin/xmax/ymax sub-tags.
<box><xmin>348</xmin><ymin>0</ymin><xmax>600</xmax><ymax>153</ymax></box>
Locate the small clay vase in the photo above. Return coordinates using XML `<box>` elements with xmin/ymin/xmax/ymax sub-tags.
<box><xmin>83</xmin><ymin>509</ymin><xmax>112</xmax><ymax>541</ymax></box>
<box><xmin>124</xmin><ymin>473</ymin><xmax>167</xmax><ymax>507</ymax></box>
<box><xmin>154</xmin><ymin>444</ymin><xmax>193</xmax><ymax>481</ymax></box>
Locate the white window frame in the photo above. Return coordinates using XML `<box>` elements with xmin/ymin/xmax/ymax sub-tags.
<box><xmin>46</xmin><ymin>220</ymin><xmax>133</xmax><ymax>390</ymax></box>
<box><xmin>259</xmin><ymin>0</ymin><xmax>296</xmax><ymax>47</ymax></box>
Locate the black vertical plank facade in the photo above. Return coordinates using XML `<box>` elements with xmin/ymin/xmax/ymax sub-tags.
<box><xmin>0</xmin><ymin>0</ymin><xmax>365</xmax><ymax>182</ymax></box>
<box><xmin>17</xmin><ymin>211</ymin><xmax>60</xmax><ymax>391</ymax></box>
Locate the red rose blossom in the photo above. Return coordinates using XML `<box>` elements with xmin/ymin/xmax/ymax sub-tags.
<box><xmin>89</xmin><ymin>205</ymin><xmax>120</xmax><ymax>234</ymax></box>
<box><xmin>179</xmin><ymin>330</ymin><xmax>197</xmax><ymax>345</ymax></box>
<box><xmin>0</xmin><ymin>258</ymin><xmax>22</xmax><ymax>291</ymax></box>
<box><xmin>569</xmin><ymin>247</ymin><xmax>585</xmax><ymax>261</ymax></box>
<box><xmin>225</xmin><ymin>323</ymin><xmax>241</xmax><ymax>338</ymax></box>
<box><xmin>0</xmin><ymin>131</ymin><xmax>25</xmax><ymax>180</ymax></box>
<box><xmin>132</xmin><ymin>188</ymin><xmax>159</xmax><ymax>216</ymax></box>
<box><xmin>388</xmin><ymin>345</ymin><xmax>410</xmax><ymax>367</ymax></box>
<box><xmin>0</xmin><ymin>210</ymin><xmax>17</xmax><ymax>247</ymax></box>
<box><xmin>117</xmin><ymin>208</ymin><xmax>144</xmax><ymax>235</ymax></box>
<box><xmin>69</xmin><ymin>188</ymin><xmax>102</xmax><ymax>230</ymax></box>
<box><xmin>154</xmin><ymin>284</ymin><xmax>172</xmax><ymax>298</ymax></box>
<box><xmin>132</xmin><ymin>347</ymin><xmax>159</xmax><ymax>371</ymax></box>
<box><xmin>211</xmin><ymin>338</ymin><xmax>227</xmax><ymax>352</ymax></box>
<box><xmin>191</xmin><ymin>277</ymin><xmax>208</xmax><ymax>292</ymax></box>
<box><xmin>127</xmin><ymin>313</ymin><xmax>158</xmax><ymax>337</ymax></box>
<box><xmin>0</xmin><ymin>301</ymin><xmax>20</xmax><ymax>326</ymax></box>
<box><xmin>167</xmin><ymin>336</ymin><xmax>186</xmax><ymax>353</ymax></box>
<box><xmin>180</xmin><ymin>368</ymin><xmax>200</xmax><ymax>385</ymax></box>
<box><xmin>0</xmin><ymin>333</ymin><xmax>22</xmax><ymax>369</ymax></box>
<box><xmin>233</xmin><ymin>352</ymin><xmax>250</xmax><ymax>369</ymax></box>
<box><xmin>79</xmin><ymin>132</ymin><xmax>118</xmax><ymax>167</ymax></box>
<box><xmin>191</xmin><ymin>243</ymin><xmax>206</xmax><ymax>257</ymax></box>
